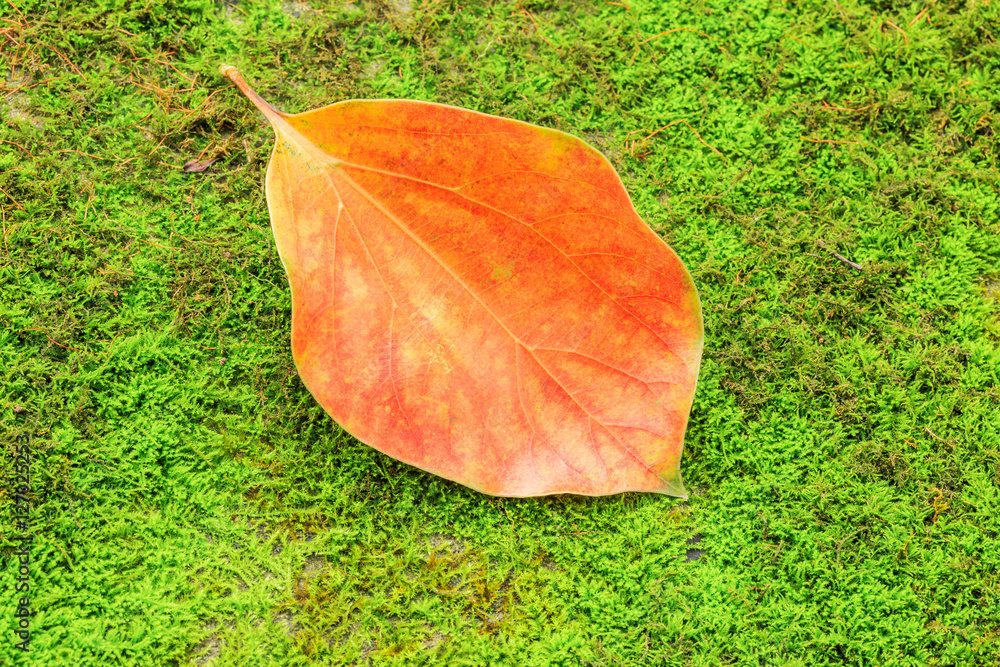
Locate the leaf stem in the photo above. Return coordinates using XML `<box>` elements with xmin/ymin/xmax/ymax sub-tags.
<box><xmin>219</xmin><ymin>65</ymin><xmax>284</xmax><ymax>122</ymax></box>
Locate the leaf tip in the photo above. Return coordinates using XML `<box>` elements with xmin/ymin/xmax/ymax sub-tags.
<box><xmin>658</xmin><ymin>474</ymin><xmax>688</xmax><ymax>499</ymax></box>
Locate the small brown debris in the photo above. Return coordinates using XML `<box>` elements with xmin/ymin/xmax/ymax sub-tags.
<box><xmin>183</xmin><ymin>158</ymin><xmax>218</xmax><ymax>172</ymax></box>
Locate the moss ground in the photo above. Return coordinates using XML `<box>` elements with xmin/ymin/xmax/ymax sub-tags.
<box><xmin>2</xmin><ymin>0</ymin><xmax>999</xmax><ymax>664</ymax></box>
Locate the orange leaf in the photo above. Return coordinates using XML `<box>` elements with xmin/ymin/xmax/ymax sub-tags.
<box><xmin>222</xmin><ymin>66</ymin><xmax>703</xmax><ymax>497</ymax></box>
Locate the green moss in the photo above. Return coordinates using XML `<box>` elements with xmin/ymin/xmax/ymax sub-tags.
<box><xmin>2</xmin><ymin>0</ymin><xmax>999</xmax><ymax>664</ymax></box>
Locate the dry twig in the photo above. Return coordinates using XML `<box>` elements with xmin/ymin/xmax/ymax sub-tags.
<box><xmin>817</xmin><ymin>239</ymin><xmax>863</xmax><ymax>271</ymax></box>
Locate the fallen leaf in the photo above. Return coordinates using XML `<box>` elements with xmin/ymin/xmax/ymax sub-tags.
<box><xmin>183</xmin><ymin>158</ymin><xmax>217</xmax><ymax>172</ymax></box>
<box><xmin>221</xmin><ymin>65</ymin><xmax>703</xmax><ymax>497</ymax></box>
